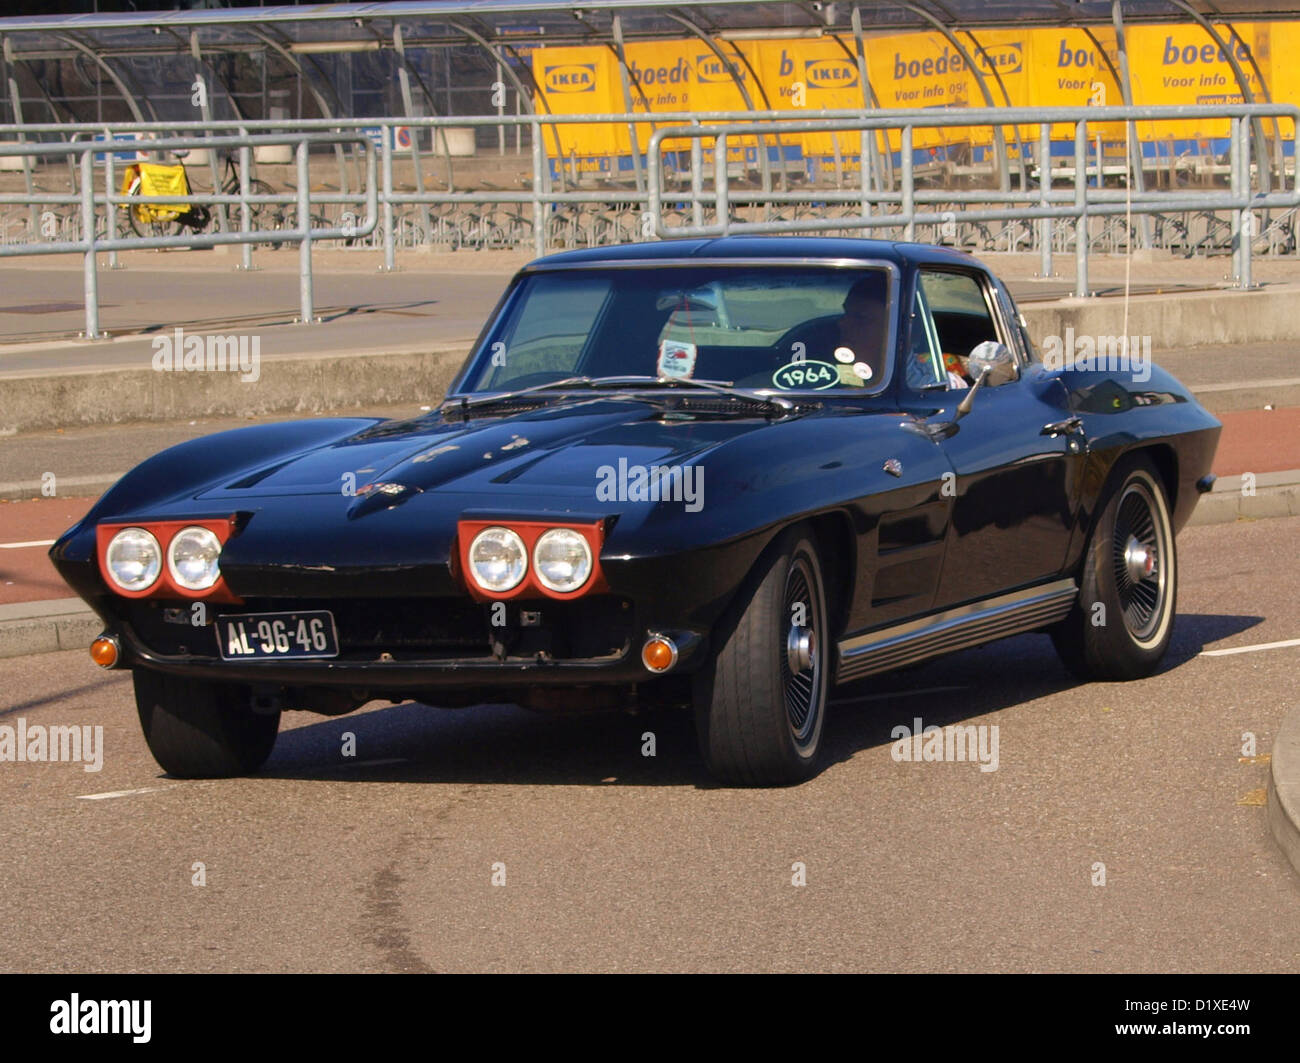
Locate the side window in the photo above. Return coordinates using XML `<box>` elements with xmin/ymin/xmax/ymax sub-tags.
<box><xmin>993</xmin><ymin>280</ymin><xmax>1036</xmax><ymax>365</ymax></box>
<box><xmin>906</xmin><ymin>284</ymin><xmax>945</xmax><ymax>390</ymax></box>
<box><xmin>917</xmin><ymin>270</ymin><xmax>1003</xmax><ymax>383</ymax></box>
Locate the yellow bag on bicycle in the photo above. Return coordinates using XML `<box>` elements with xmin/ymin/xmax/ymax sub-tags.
<box><xmin>123</xmin><ymin>162</ymin><xmax>191</xmax><ymax>222</ymax></box>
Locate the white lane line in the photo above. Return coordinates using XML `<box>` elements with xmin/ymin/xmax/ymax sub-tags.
<box><xmin>76</xmin><ymin>786</ymin><xmax>172</xmax><ymax>801</ymax></box>
<box><xmin>1200</xmin><ymin>638</ymin><xmax>1300</xmax><ymax>658</ymax></box>
<box><xmin>834</xmin><ymin>685</ymin><xmax>967</xmax><ymax>706</ymax></box>
<box><xmin>0</xmin><ymin>539</ymin><xmax>56</xmax><ymax>549</ymax></box>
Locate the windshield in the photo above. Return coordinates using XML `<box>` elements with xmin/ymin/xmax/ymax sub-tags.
<box><xmin>459</xmin><ymin>265</ymin><xmax>894</xmax><ymax>395</ymax></box>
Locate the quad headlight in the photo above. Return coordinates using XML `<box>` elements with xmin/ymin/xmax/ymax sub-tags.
<box><xmin>105</xmin><ymin>527</ymin><xmax>162</xmax><ymax>592</ymax></box>
<box><xmin>533</xmin><ymin>528</ymin><xmax>593</xmax><ymax>593</ymax></box>
<box><xmin>468</xmin><ymin>526</ymin><xmax>527</xmax><ymax>592</ymax></box>
<box><xmin>167</xmin><ymin>525</ymin><xmax>223</xmax><ymax>591</ymax></box>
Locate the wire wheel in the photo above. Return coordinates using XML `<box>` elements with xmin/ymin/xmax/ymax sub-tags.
<box><xmin>780</xmin><ymin>555</ymin><xmax>823</xmax><ymax>754</ymax></box>
<box><xmin>1111</xmin><ymin>479</ymin><xmax>1170</xmax><ymax>645</ymax></box>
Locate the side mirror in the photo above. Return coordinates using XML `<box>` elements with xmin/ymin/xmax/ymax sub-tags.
<box><xmin>967</xmin><ymin>341</ymin><xmax>1018</xmax><ymax>386</ymax></box>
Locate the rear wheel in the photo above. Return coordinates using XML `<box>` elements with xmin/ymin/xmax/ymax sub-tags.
<box><xmin>125</xmin><ymin>176</ymin><xmax>186</xmax><ymax>239</ymax></box>
<box><xmin>1051</xmin><ymin>457</ymin><xmax>1177</xmax><ymax>680</ymax></box>
<box><xmin>133</xmin><ymin>669</ymin><xmax>280</xmax><ymax>778</ymax></box>
<box><xmin>693</xmin><ymin>527</ymin><xmax>830</xmax><ymax>785</ymax></box>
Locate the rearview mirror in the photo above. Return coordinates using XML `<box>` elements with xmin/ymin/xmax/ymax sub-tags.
<box><xmin>967</xmin><ymin>341</ymin><xmax>1017</xmax><ymax>386</ymax></box>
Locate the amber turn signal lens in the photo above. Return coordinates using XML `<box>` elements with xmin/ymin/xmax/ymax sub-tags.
<box><xmin>90</xmin><ymin>636</ymin><xmax>120</xmax><ymax>669</ymax></box>
<box><xmin>641</xmin><ymin>636</ymin><xmax>678</xmax><ymax>673</ymax></box>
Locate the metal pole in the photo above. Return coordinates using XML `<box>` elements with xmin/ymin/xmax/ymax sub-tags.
<box><xmin>1075</xmin><ymin>120</ymin><xmax>1089</xmax><ymax>297</ymax></box>
<box><xmin>611</xmin><ymin>15</ymin><xmax>646</xmax><ymax>196</ymax></box>
<box><xmin>80</xmin><ymin>148</ymin><xmax>100</xmax><ymax>339</ymax></box>
<box><xmin>104</xmin><ymin>148</ymin><xmax>120</xmax><ymax>269</ymax></box>
<box><xmin>1039</xmin><ymin>123</ymin><xmax>1052</xmax><ymax>276</ymax></box>
<box><xmin>394</xmin><ymin>25</ymin><xmax>432</xmax><ymax>245</ymax></box>
<box><xmin>715</xmin><ymin>133</ymin><xmax>730</xmax><ymax>235</ymax></box>
<box><xmin>1111</xmin><ymin>0</ymin><xmax>1151</xmax><ymax>249</ymax></box>
<box><xmin>382</xmin><ymin>123</ymin><xmax>396</xmax><ymax>271</ymax></box>
<box><xmin>237</xmin><ymin>130</ymin><xmax>254</xmax><ymax>271</ymax></box>
<box><xmin>6</xmin><ymin>75</ymin><xmax>37</xmax><ymax>240</ymax></box>
<box><xmin>1240</xmin><ymin>116</ymin><xmax>1253</xmax><ymax>289</ymax></box>
<box><xmin>902</xmin><ymin>126</ymin><xmax>915</xmax><ymax>242</ymax></box>
<box><xmin>690</xmin><ymin>123</ymin><xmax>704</xmax><ymax>229</ymax></box>
<box><xmin>191</xmin><ymin>29</ymin><xmax>225</xmax><ymax>234</ymax></box>
<box><xmin>850</xmin><ymin>5</ymin><xmax>877</xmax><ymax>211</ymax></box>
<box><xmin>531</xmin><ymin>116</ymin><xmax>545</xmax><ymax>259</ymax></box>
<box><xmin>296</xmin><ymin>139</ymin><xmax>314</xmax><ymax>324</ymax></box>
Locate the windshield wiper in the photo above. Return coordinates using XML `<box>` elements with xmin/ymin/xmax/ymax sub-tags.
<box><xmin>443</xmin><ymin>374</ymin><xmax>796</xmax><ymax>420</ymax></box>
<box><xmin>442</xmin><ymin>376</ymin><xmax>599</xmax><ymax>418</ymax></box>
<box><xmin>589</xmin><ymin>376</ymin><xmax>795</xmax><ymax>415</ymax></box>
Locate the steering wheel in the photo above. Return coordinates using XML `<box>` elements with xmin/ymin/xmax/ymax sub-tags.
<box><xmin>773</xmin><ymin>315</ymin><xmax>840</xmax><ymax>364</ymax></box>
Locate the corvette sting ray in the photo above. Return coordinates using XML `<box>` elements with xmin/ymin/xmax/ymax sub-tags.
<box><xmin>51</xmin><ymin>237</ymin><xmax>1221</xmax><ymax>785</ymax></box>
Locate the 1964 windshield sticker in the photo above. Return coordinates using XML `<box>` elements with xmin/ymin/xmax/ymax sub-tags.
<box><xmin>772</xmin><ymin>359</ymin><xmax>840</xmax><ymax>390</ymax></box>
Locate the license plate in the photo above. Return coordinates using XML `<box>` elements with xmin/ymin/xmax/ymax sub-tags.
<box><xmin>217</xmin><ymin>610</ymin><xmax>339</xmax><ymax>661</ymax></box>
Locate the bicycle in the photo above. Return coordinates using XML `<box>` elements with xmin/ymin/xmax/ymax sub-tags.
<box><xmin>122</xmin><ymin>150</ymin><xmax>280</xmax><ymax>241</ymax></box>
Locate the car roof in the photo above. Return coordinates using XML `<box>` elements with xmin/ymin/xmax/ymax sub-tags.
<box><xmin>522</xmin><ymin>235</ymin><xmax>986</xmax><ymax>272</ymax></box>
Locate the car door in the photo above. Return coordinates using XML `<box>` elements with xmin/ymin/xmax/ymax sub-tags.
<box><xmin>903</xmin><ymin>267</ymin><xmax>1084</xmax><ymax>610</ymax></box>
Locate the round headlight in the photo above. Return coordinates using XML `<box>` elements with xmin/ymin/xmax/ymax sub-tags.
<box><xmin>468</xmin><ymin>526</ymin><xmax>527</xmax><ymax>592</ymax></box>
<box><xmin>167</xmin><ymin>526</ymin><xmax>223</xmax><ymax>591</ymax></box>
<box><xmin>533</xmin><ymin>528</ymin><xmax>593</xmax><ymax>593</ymax></box>
<box><xmin>105</xmin><ymin>527</ymin><xmax>162</xmax><ymax>592</ymax></box>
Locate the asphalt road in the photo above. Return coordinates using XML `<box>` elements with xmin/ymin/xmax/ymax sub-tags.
<box><xmin>0</xmin><ymin>515</ymin><xmax>1296</xmax><ymax>973</ymax></box>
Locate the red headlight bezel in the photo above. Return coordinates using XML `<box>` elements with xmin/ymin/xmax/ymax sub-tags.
<box><xmin>456</xmin><ymin>519</ymin><xmax>606</xmax><ymax>601</ymax></box>
<box><xmin>97</xmin><ymin>518</ymin><xmax>241</xmax><ymax>603</ymax></box>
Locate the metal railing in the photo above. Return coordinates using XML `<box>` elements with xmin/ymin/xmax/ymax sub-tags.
<box><xmin>0</xmin><ymin>129</ymin><xmax>377</xmax><ymax>337</ymax></box>
<box><xmin>645</xmin><ymin>103</ymin><xmax>1300</xmax><ymax>296</ymax></box>
<box><xmin>0</xmin><ymin>105</ymin><xmax>1295</xmax><ymax>336</ymax></box>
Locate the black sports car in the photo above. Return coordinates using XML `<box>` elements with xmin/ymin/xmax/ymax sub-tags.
<box><xmin>51</xmin><ymin>237</ymin><xmax>1221</xmax><ymax>785</ymax></box>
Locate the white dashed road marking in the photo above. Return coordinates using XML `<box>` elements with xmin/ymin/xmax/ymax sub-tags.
<box><xmin>76</xmin><ymin>787</ymin><xmax>173</xmax><ymax>801</ymax></box>
<box><xmin>1200</xmin><ymin>638</ymin><xmax>1300</xmax><ymax>658</ymax></box>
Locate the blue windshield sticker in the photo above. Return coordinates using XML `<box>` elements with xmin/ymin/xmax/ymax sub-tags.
<box><xmin>772</xmin><ymin>360</ymin><xmax>840</xmax><ymax>390</ymax></box>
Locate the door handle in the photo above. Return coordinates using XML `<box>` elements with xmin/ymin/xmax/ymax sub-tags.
<box><xmin>1041</xmin><ymin>416</ymin><xmax>1084</xmax><ymax>438</ymax></box>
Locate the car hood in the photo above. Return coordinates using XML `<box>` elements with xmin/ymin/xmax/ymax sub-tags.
<box><xmin>195</xmin><ymin>398</ymin><xmax>773</xmax><ymax>503</ymax></box>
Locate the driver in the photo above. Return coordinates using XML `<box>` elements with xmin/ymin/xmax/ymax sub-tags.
<box><xmin>828</xmin><ymin>274</ymin><xmax>888</xmax><ymax>387</ymax></box>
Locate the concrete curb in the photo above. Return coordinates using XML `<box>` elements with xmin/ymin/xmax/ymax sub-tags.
<box><xmin>1021</xmin><ymin>285</ymin><xmax>1300</xmax><ymax>351</ymax></box>
<box><xmin>0</xmin><ymin>473</ymin><xmax>123</xmax><ymax>502</ymax></box>
<box><xmin>1186</xmin><ymin>470</ymin><xmax>1300</xmax><ymax>526</ymax></box>
<box><xmin>1267</xmin><ymin>705</ymin><xmax>1300</xmax><ymax>879</ymax></box>
<box><xmin>0</xmin><ymin>598</ymin><xmax>101</xmax><ymax>659</ymax></box>
<box><xmin>1</xmin><ymin>479</ymin><xmax>1295</xmax><ymax>658</ymax></box>
<box><xmin>0</xmin><ymin>343</ymin><xmax>470</xmax><ymax>434</ymax></box>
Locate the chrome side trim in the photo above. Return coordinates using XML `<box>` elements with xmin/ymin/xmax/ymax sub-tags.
<box><xmin>835</xmin><ymin>578</ymin><xmax>1078</xmax><ymax>685</ymax></box>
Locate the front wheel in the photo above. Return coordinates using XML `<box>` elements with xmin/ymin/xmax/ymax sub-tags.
<box><xmin>694</xmin><ymin>527</ymin><xmax>830</xmax><ymax>785</ymax></box>
<box><xmin>1051</xmin><ymin>457</ymin><xmax>1177</xmax><ymax>680</ymax></box>
<box><xmin>133</xmin><ymin>669</ymin><xmax>280</xmax><ymax>778</ymax></box>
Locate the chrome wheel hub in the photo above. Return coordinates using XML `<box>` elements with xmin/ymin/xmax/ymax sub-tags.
<box><xmin>1123</xmin><ymin>537</ymin><xmax>1155</xmax><ymax>584</ymax></box>
<box><xmin>786</xmin><ymin>625</ymin><xmax>816</xmax><ymax>675</ymax></box>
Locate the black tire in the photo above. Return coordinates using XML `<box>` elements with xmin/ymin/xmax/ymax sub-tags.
<box><xmin>1051</xmin><ymin>456</ymin><xmax>1177</xmax><ymax>680</ymax></box>
<box><xmin>693</xmin><ymin>526</ymin><xmax>830</xmax><ymax>786</ymax></box>
<box><xmin>133</xmin><ymin>669</ymin><xmax>280</xmax><ymax>778</ymax></box>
